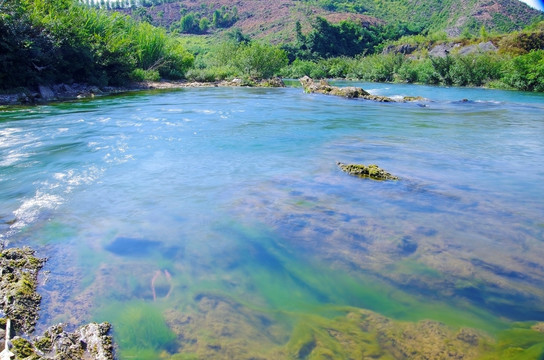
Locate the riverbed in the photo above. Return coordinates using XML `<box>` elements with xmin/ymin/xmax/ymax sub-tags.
<box><xmin>1</xmin><ymin>82</ymin><xmax>543</xmax><ymax>359</ymax></box>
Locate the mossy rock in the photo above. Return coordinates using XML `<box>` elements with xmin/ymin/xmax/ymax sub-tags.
<box><xmin>337</xmin><ymin>162</ymin><xmax>399</xmax><ymax>181</ymax></box>
<box><xmin>11</xmin><ymin>337</ymin><xmax>36</xmax><ymax>358</ymax></box>
<box><xmin>0</xmin><ymin>247</ymin><xmax>45</xmax><ymax>333</ymax></box>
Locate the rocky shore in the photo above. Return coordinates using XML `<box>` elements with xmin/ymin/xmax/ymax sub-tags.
<box><xmin>0</xmin><ymin>78</ymin><xmax>285</xmax><ymax>106</ymax></box>
<box><xmin>0</xmin><ymin>246</ymin><xmax>114</xmax><ymax>359</ymax></box>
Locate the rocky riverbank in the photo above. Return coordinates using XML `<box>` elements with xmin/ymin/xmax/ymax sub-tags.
<box><xmin>0</xmin><ymin>78</ymin><xmax>285</xmax><ymax>106</ymax></box>
<box><xmin>0</xmin><ymin>246</ymin><xmax>114</xmax><ymax>359</ymax></box>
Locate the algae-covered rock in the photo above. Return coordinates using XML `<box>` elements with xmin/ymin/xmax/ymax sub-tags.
<box><xmin>0</xmin><ymin>247</ymin><xmax>45</xmax><ymax>334</ymax></box>
<box><xmin>3</xmin><ymin>322</ymin><xmax>114</xmax><ymax>360</ymax></box>
<box><xmin>299</xmin><ymin>76</ymin><xmax>370</xmax><ymax>99</ymax></box>
<box><xmin>299</xmin><ymin>76</ymin><xmax>398</xmax><ymax>102</ymax></box>
<box><xmin>337</xmin><ymin>162</ymin><xmax>399</xmax><ymax>180</ymax></box>
<box><xmin>0</xmin><ymin>246</ymin><xmax>115</xmax><ymax>360</ymax></box>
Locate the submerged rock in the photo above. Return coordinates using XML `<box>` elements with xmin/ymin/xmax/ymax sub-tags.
<box><xmin>337</xmin><ymin>162</ymin><xmax>399</xmax><ymax>181</ymax></box>
<box><xmin>28</xmin><ymin>322</ymin><xmax>114</xmax><ymax>360</ymax></box>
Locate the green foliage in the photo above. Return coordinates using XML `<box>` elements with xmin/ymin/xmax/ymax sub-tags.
<box><xmin>502</xmin><ymin>50</ymin><xmax>544</xmax><ymax>92</ymax></box>
<box><xmin>134</xmin><ymin>7</ymin><xmax>152</xmax><ymax>24</ymax></box>
<box><xmin>0</xmin><ymin>0</ymin><xmax>193</xmax><ymax>90</ymax></box>
<box><xmin>234</xmin><ymin>42</ymin><xmax>288</xmax><ymax>78</ymax></box>
<box><xmin>498</xmin><ymin>30</ymin><xmax>544</xmax><ymax>55</ymax></box>
<box><xmin>212</xmin><ymin>5</ymin><xmax>238</xmax><ymax>28</ymax></box>
<box><xmin>287</xmin><ymin>17</ymin><xmax>421</xmax><ymax>60</ymax></box>
<box><xmin>188</xmin><ymin>39</ymin><xmax>287</xmax><ymax>81</ymax></box>
<box><xmin>301</xmin><ymin>0</ymin><xmax>542</xmax><ymax>35</ymax></box>
<box><xmin>171</xmin><ymin>5</ymin><xmax>238</xmax><ymax>34</ymax></box>
<box><xmin>281</xmin><ymin>47</ymin><xmax>543</xmax><ymax>92</ymax></box>
<box><xmin>227</xmin><ymin>28</ymin><xmax>251</xmax><ymax>44</ymax></box>
<box><xmin>130</xmin><ymin>68</ymin><xmax>160</xmax><ymax>81</ymax></box>
<box><xmin>179</xmin><ymin>13</ymin><xmax>197</xmax><ymax>33</ymax></box>
<box><xmin>280</xmin><ymin>59</ymin><xmax>325</xmax><ymax>79</ymax></box>
<box><xmin>199</xmin><ymin>17</ymin><xmax>210</xmax><ymax>33</ymax></box>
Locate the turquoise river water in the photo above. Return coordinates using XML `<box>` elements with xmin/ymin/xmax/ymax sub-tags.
<box><xmin>1</xmin><ymin>82</ymin><xmax>544</xmax><ymax>359</ymax></box>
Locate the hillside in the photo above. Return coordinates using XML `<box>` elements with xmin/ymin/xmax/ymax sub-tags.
<box><xmin>113</xmin><ymin>0</ymin><xmax>544</xmax><ymax>42</ymax></box>
<box><xmin>116</xmin><ymin>0</ymin><xmax>383</xmax><ymax>43</ymax></box>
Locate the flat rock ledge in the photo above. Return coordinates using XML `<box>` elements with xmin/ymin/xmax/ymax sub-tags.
<box><xmin>299</xmin><ymin>76</ymin><xmax>425</xmax><ymax>103</ymax></box>
<box><xmin>1</xmin><ymin>247</ymin><xmax>114</xmax><ymax>360</ymax></box>
<box><xmin>337</xmin><ymin>162</ymin><xmax>400</xmax><ymax>181</ymax></box>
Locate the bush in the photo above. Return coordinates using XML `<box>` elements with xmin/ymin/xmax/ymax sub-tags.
<box><xmin>0</xmin><ymin>0</ymin><xmax>193</xmax><ymax>89</ymax></box>
<box><xmin>234</xmin><ymin>42</ymin><xmax>289</xmax><ymax>78</ymax></box>
<box><xmin>502</xmin><ymin>50</ymin><xmax>544</xmax><ymax>91</ymax></box>
<box><xmin>449</xmin><ymin>53</ymin><xmax>503</xmax><ymax>86</ymax></box>
<box><xmin>130</xmin><ymin>69</ymin><xmax>160</xmax><ymax>81</ymax></box>
<box><xmin>280</xmin><ymin>59</ymin><xmax>327</xmax><ymax>79</ymax></box>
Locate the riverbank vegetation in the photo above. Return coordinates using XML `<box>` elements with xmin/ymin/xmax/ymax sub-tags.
<box><xmin>182</xmin><ymin>17</ymin><xmax>544</xmax><ymax>92</ymax></box>
<box><xmin>277</xmin><ymin>18</ymin><xmax>544</xmax><ymax>92</ymax></box>
<box><xmin>1</xmin><ymin>0</ymin><xmax>543</xmax><ymax>94</ymax></box>
<box><xmin>0</xmin><ymin>0</ymin><xmax>193</xmax><ymax>90</ymax></box>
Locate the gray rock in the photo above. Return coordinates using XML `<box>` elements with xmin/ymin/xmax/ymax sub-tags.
<box><xmin>382</xmin><ymin>43</ymin><xmax>417</xmax><ymax>55</ymax></box>
<box><xmin>428</xmin><ymin>43</ymin><xmax>459</xmax><ymax>58</ymax></box>
<box><xmin>457</xmin><ymin>41</ymin><xmax>498</xmax><ymax>56</ymax></box>
<box><xmin>38</xmin><ymin>85</ymin><xmax>55</xmax><ymax>100</ymax></box>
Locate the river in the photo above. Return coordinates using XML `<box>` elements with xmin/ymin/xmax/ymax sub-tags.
<box><xmin>1</xmin><ymin>82</ymin><xmax>544</xmax><ymax>359</ymax></box>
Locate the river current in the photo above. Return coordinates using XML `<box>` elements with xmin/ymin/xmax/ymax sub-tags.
<box><xmin>1</xmin><ymin>82</ymin><xmax>544</xmax><ymax>359</ymax></box>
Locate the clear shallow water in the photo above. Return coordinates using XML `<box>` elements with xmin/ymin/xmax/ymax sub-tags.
<box><xmin>1</xmin><ymin>83</ymin><xmax>544</xmax><ymax>359</ymax></box>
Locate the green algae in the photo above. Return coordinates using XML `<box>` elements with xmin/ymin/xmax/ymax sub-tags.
<box><xmin>479</xmin><ymin>324</ymin><xmax>544</xmax><ymax>360</ymax></box>
<box><xmin>95</xmin><ymin>301</ymin><xmax>177</xmax><ymax>359</ymax></box>
<box><xmin>286</xmin><ymin>312</ymin><xmax>393</xmax><ymax>360</ymax></box>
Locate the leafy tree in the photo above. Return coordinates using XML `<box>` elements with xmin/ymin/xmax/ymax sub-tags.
<box><xmin>199</xmin><ymin>17</ymin><xmax>210</xmax><ymax>33</ymax></box>
<box><xmin>180</xmin><ymin>13</ymin><xmax>197</xmax><ymax>33</ymax></box>
<box><xmin>212</xmin><ymin>5</ymin><xmax>238</xmax><ymax>28</ymax></box>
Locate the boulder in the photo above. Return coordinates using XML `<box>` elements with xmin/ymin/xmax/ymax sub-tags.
<box><xmin>38</xmin><ymin>85</ymin><xmax>55</xmax><ymax>101</ymax></box>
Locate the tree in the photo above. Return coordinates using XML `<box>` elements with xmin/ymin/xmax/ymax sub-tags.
<box><xmin>180</xmin><ymin>13</ymin><xmax>197</xmax><ymax>33</ymax></box>
<box><xmin>199</xmin><ymin>17</ymin><xmax>210</xmax><ymax>33</ymax></box>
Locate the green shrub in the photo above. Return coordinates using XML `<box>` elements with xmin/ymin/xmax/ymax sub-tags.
<box><xmin>502</xmin><ymin>50</ymin><xmax>544</xmax><ymax>91</ymax></box>
<box><xmin>234</xmin><ymin>42</ymin><xmax>288</xmax><ymax>78</ymax></box>
<box><xmin>280</xmin><ymin>59</ymin><xmax>327</xmax><ymax>79</ymax></box>
<box><xmin>0</xmin><ymin>0</ymin><xmax>193</xmax><ymax>89</ymax></box>
<box><xmin>130</xmin><ymin>68</ymin><xmax>160</xmax><ymax>82</ymax></box>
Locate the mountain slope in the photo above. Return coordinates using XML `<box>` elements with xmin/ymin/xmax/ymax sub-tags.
<box><xmin>116</xmin><ymin>0</ymin><xmax>543</xmax><ymax>42</ymax></box>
